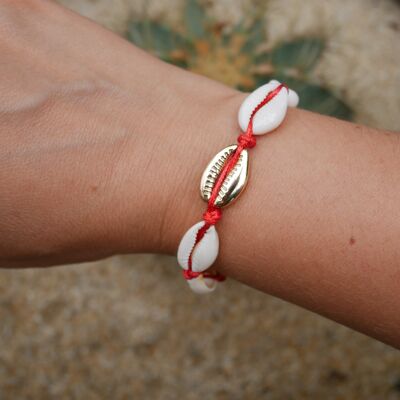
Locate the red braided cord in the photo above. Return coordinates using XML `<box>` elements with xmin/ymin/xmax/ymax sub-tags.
<box><xmin>184</xmin><ymin>84</ymin><xmax>288</xmax><ymax>281</ymax></box>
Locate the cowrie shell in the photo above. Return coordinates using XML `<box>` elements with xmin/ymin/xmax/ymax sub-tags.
<box><xmin>187</xmin><ymin>276</ymin><xmax>218</xmax><ymax>294</ymax></box>
<box><xmin>177</xmin><ymin>221</ymin><xmax>219</xmax><ymax>273</ymax></box>
<box><xmin>238</xmin><ymin>80</ymin><xmax>299</xmax><ymax>135</ymax></box>
<box><xmin>269</xmin><ymin>80</ymin><xmax>299</xmax><ymax>108</ymax></box>
<box><xmin>287</xmin><ymin>88</ymin><xmax>299</xmax><ymax>108</ymax></box>
<box><xmin>200</xmin><ymin>145</ymin><xmax>249</xmax><ymax>207</ymax></box>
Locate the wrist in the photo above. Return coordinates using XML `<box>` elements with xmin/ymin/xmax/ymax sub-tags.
<box><xmin>154</xmin><ymin>86</ymin><xmax>246</xmax><ymax>256</ymax></box>
<box><xmin>106</xmin><ymin>67</ymin><xmax>245</xmax><ymax>256</ymax></box>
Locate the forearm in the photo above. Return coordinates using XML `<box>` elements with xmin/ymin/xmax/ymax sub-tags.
<box><xmin>1</xmin><ymin>1</ymin><xmax>400</xmax><ymax>348</ymax></box>
<box><xmin>110</xmin><ymin>63</ymin><xmax>400</xmax><ymax>348</ymax></box>
<box><xmin>0</xmin><ymin>0</ymin><xmax>236</xmax><ymax>264</ymax></box>
<box><xmin>161</xmin><ymin>103</ymin><xmax>400</xmax><ymax>348</ymax></box>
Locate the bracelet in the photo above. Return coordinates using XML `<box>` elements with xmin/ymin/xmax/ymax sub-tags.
<box><xmin>177</xmin><ymin>80</ymin><xmax>299</xmax><ymax>294</ymax></box>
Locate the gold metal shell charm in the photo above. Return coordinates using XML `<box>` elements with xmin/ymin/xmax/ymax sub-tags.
<box><xmin>200</xmin><ymin>144</ymin><xmax>249</xmax><ymax>207</ymax></box>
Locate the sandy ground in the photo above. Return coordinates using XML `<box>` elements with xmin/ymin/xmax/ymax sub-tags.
<box><xmin>1</xmin><ymin>0</ymin><xmax>400</xmax><ymax>399</ymax></box>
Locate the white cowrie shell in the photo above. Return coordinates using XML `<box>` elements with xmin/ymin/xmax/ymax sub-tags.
<box><xmin>270</xmin><ymin>79</ymin><xmax>298</xmax><ymax>107</ymax></box>
<box><xmin>187</xmin><ymin>276</ymin><xmax>218</xmax><ymax>294</ymax></box>
<box><xmin>238</xmin><ymin>80</ymin><xmax>298</xmax><ymax>135</ymax></box>
<box><xmin>288</xmin><ymin>89</ymin><xmax>299</xmax><ymax>107</ymax></box>
<box><xmin>177</xmin><ymin>221</ymin><xmax>219</xmax><ymax>273</ymax></box>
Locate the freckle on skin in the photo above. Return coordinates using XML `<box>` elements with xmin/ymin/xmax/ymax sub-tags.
<box><xmin>91</xmin><ymin>185</ymin><xmax>98</xmax><ymax>192</ymax></box>
<box><xmin>349</xmin><ymin>237</ymin><xmax>356</xmax><ymax>246</ymax></box>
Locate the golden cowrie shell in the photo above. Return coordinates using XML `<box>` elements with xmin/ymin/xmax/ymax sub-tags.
<box><xmin>177</xmin><ymin>221</ymin><xmax>219</xmax><ymax>273</ymax></box>
<box><xmin>200</xmin><ymin>145</ymin><xmax>249</xmax><ymax>207</ymax></box>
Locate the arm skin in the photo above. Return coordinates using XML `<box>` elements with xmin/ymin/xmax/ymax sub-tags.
<box><xmin>1</xmin><ymin>1</ymin><xmax>400</xmax><ymax>347</ymax></box>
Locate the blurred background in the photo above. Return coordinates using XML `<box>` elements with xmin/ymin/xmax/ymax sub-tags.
<box><xmin>1</xmin><ymin>0</ymin><xmax>400</xmax><ymax>398</ymax></box>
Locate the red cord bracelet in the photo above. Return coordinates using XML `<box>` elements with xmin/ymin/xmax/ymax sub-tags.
<box><xmin>177</xmin><ymin>80</ymin><xmax>299</xmax><ymax>293</ymax></box>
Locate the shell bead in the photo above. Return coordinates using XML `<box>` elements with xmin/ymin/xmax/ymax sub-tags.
<box><xmin>287</xmin><ymin>88</ymin><xmax>299</xmax><ymax>108</ymax></box>
<box><xmin>187</xmin><ymin>276</ymin><xmax>218</xmax><ymax>294</ymax></box>
<box><xmin>238</xmin><ymin>80</ymin><xmax>299</xmax><ymax>135</ymax></box>
<box><xmin>177</xmin><ymin>221</ymin><xmax>219</xmax><ymax>273</ymax></box>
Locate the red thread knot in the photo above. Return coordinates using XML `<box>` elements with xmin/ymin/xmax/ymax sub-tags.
<box><xmin>237</xmin><ymin>133</ymin><xmax>256</xmax><ymax>149</ymax></box>
<box><xmin>203</xmin><ymin>207</ymin><xmax>222</xmax><ymax>225</ymax></box>
<box><xmin>183</xmin><ymin>269</ymin><xmax>201</xmax><ymax>280</ymax></box>
<box><xmin>183</xmin><ymin>269</ymin><xmax>226</xmax><ymax>282</ymax></box>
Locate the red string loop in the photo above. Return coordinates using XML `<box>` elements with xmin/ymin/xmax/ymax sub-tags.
<box><xmin>184</xmin><ymin>83</ymin><xmax>287</xmax><ymax>283</ymax></box>
<box><xmin>183</xmin><ymin>269</ymin><xmax>201</xmax><ymax>280</ymax></box>
<box><xmin>183</xmin><ymin>269</ymin><xmax>227</xmax><ymax>282</ymax></box>
<box><xmin>237</xmin><ymin>133</ymin><xmax>256</xmax><ymax>149</ymax></box>
<box><xmin>203</xmin><ymin>206</ymin><xmax>222</xmax><ymax>225</ymax></box>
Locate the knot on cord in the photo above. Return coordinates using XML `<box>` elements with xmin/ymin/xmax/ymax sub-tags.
<box><xmin>183</xmin><ymin>269</ymin><xmax>201</xmax><ymax>280</ymax></box>
<box><xmin>183</xmin><ymin>269</ymin><xmax>227</xmax><ymax>282</ymax></box>
<box><xmin>203</xmin><ymin>207</ymin><xmax>222</xmax><ymax>225</ymax></box>
<box><xmin>237</xmin><ymin>133</ymin><xmax>256</xmax><ymax>149</ymax></box>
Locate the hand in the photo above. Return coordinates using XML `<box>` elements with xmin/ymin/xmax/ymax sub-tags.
<box><xmin>0</xmin><ymin>0</ymin><xmax>241</xmax><ymax>267</ymax></box>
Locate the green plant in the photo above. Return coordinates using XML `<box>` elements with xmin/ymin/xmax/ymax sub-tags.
<box><xmin>127</xmin><ymin>0</ymin><xmax>353</xmax><ymax>120</ymax></box>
